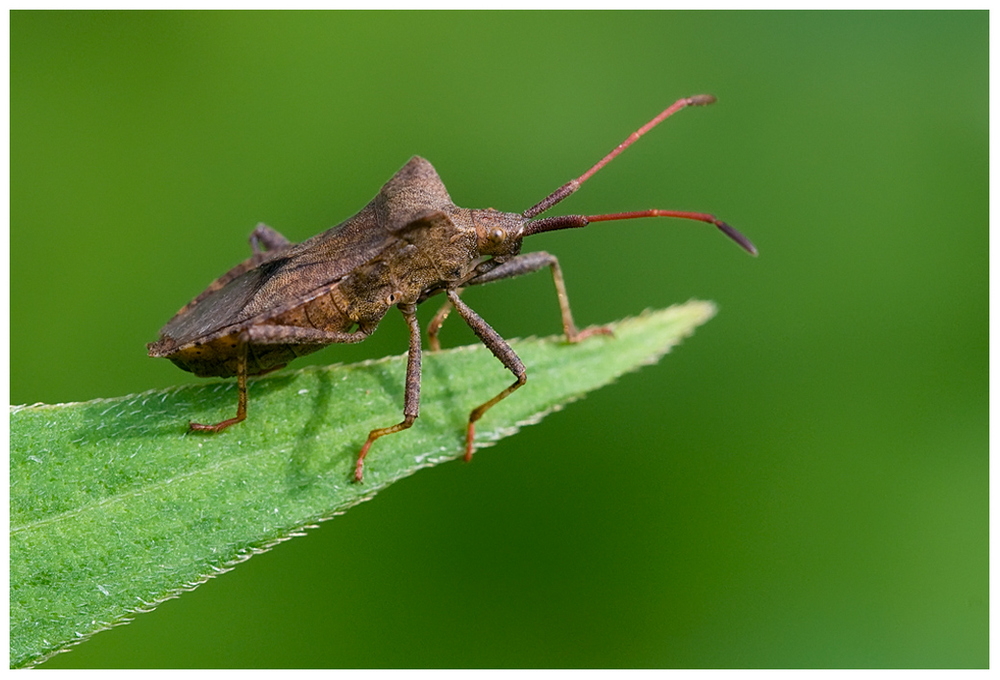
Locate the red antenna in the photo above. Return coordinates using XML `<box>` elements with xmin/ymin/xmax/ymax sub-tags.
<box><xmin>522</xmin><ymin>94</ymin><xmax>757</xmax><ymax>256</ymax></box>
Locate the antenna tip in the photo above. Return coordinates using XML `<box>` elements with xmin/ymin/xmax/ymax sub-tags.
<box><xmin>717</xmin><ymin>221</ymin><xmax>758</xmax><ymax>256</ymax></box>
<box><xmin>688</xmin><ymin>94</ymin><xmax>717</xmax><ymax>107</ymax></box>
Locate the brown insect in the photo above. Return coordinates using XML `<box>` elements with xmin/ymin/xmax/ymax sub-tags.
<box><xmin>148</xmin><ymin>94</ymin><xmax>757</xmax><ymax>482</ymax></box>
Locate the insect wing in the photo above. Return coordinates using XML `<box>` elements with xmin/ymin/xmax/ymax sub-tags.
<box><xmin>153</xmin><ymin>259</ymin><xmax>285</xmax><ymax>349</ymax></box>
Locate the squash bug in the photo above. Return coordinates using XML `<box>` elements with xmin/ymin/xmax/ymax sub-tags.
<box><xmin>148</xmin><ymin>94</ymin><xmax>757</xmax><ymax>482</ymax></box>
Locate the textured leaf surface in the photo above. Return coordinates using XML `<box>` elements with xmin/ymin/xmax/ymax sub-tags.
<box><xmin>10</xmin><ymin>302</ymin><xmax>715</xmax><ymax>668</ymax></box>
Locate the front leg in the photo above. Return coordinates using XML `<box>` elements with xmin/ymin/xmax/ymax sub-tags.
<box><xmin>354</xmin><ymin>305</ymin><xmax>422</xmax><ymax>483</ymax></box>
<box><xmin>427</xmin><ymin>288</ymin><xmax>461</xmax><ymax>352</ymax></box>
<box><xmin>432</xmin><ymin>252</ymin><xmax>612</xmax><ymax>346</ymax></box>
<box><xmin>446</xmin><ymin>290</ymin><xmax>527</xmax><ymax>462</ymax></box>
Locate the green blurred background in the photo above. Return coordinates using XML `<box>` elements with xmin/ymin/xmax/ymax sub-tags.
<box><xmin>12</xmin><ymin>11</ymin><xmax>986</xmax><ymax>668</ymax></box>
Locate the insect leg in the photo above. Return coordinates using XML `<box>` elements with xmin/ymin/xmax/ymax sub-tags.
<box><xmin>243</xmin><ymin>325</ymin><xmax>370</xmax><ymax>344</ymax></box>
<box><xmin>189</xmin><ymin>326</ymin><xmax>369</xmax><ymax>436</ymax></box>
<box><xmin>427</xmin><ymin>288</ymin><xmax>462</xmax><ymax>352</ymax></box>
<box><xmin>463</xmin><ymin>252</ymin><xmax>613</xmax><ymax>343</ymax></box>
<box><xmin>354</xmin><ymin>305</ymin><xmax>422</xmax><ymax>482</ymax></box>
<box><xmin>190</xmin><ymin>339</ymin><xmax>249</xmax><ymax>432</ymax></box>
<box><xmin>446</xmin><ymin>289</ymin><xmax>527</xmax><ymax>462</ymax></box>
<box><xmin>249</xmin><ymin>223</ymin><xmax>291</xmax><ymax>254</ymax></box>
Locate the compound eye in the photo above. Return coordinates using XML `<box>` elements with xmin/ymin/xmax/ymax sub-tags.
<box><xmin>488</xmin><ymin>228</ymin><xmax>506</xmax><ymax>245</ymax></box>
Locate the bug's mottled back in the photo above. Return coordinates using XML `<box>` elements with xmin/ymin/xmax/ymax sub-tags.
<box><xmin>150</xmin><ymin>156</ymin><xmax>458</xmax><ymax>352</ymax></box>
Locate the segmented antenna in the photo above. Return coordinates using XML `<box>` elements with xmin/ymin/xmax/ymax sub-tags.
<box><xmin>522</xmin><ymin>94</ymin><xmax>717</xmax><ymax>219</ymax></box>
<box><xmin>520</xmin><ymin>95</ymin><xmax>757</xmax><ymax>256</ymax></box>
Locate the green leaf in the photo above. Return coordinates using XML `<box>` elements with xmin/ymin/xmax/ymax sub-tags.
<box><xmin>10</xmin><ymin>301</ymin><xmax>715</xmax><ymax>668</ymax></box>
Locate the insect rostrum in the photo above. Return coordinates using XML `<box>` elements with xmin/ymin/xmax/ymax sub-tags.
<box><xmin>148</xmin><ymin>94</ymin><xmax>757</xmax><ymax>482</ymax></box>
